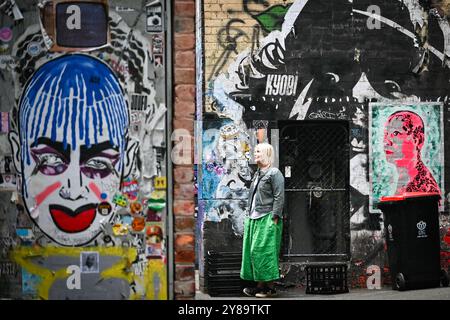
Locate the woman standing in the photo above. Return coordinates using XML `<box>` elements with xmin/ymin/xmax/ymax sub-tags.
<box><xmin>240</xmin><ymin>143</ymin><xmax>285</xmax><ymax>298</ymax></box>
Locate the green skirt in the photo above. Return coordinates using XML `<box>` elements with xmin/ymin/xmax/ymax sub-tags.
<box><xmin>240</xmin><ymin>214</ymin><xmax>283</xmax><ymax>282</ymax></box>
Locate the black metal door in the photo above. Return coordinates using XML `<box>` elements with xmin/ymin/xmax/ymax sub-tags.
<box><xmin>279</xmin><ymin>121</ymin><xmax>350</xmax><ymax>263</ymax></box>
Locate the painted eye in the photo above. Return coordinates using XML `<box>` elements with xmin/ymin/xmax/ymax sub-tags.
<box><xmin>384</xmin><ymin>80</ymin><xmax>401</xmax><ymax>93</ymax></box>
<box><xmin>392</xmin><ymin>131</ymin><xmax>400</xmax><ymax>136</ymax></box>
<box><xmin>81</xmin><ymin>158</ymin><xmax>116</xmax><ymax>179</ymax></box>
<box><xmin>33</xmin><ymin>153</ymin><xmax>68</xmax><ymax>176</ymax></box>
<box><xmin>84</xmin><ymin>159</ymin><xmax>108</xmax><ymax>170</ymax></box>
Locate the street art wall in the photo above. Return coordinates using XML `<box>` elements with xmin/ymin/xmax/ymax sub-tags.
<box><xmin>0</xmin><ymin>0</ymin><xmax>168</xmax><ymax>299</ymax></box>
<box><xmin>198</xmin><ymin>0</ymin><xmax>450</xmax><ymax>289</ymax></box>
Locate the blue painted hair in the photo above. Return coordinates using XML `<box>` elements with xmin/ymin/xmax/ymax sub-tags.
<box><xmin>18</xmin><ymin>54</ymin><xmax>129</xmax><ymax>168</ymax></box>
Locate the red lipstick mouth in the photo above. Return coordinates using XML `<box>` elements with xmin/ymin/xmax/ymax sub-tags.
<box><xmin>385</xmin><ymin>150</ymin><xmax>394</xmax><ymax>155</ymax></box>
<box><xmin>49</xmin><ymin>204</ymin><xmax>97</xmax><ymax>233</ymax></box>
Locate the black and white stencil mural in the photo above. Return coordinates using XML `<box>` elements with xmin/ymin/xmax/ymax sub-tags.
<box><xmin>200</xmin><ymin>0</ymin><xmax>450</xmax><ymax>287</ymax></box>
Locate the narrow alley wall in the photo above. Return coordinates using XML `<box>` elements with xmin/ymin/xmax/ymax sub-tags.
<box><xmin>0</xmin><ymin>0</ymin><xmax>169</xmax><ymax>299</ymax></box>
<box><xmin>198</xmin><ymin>0</ymin><xmax>450</xmax><ymax>289</ymax></box>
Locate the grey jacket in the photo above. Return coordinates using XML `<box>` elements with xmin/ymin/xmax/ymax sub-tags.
<box><xmin>247</xmin><ymin>167</ymin><xmax>285</xmax><ymax>219</ymax></box>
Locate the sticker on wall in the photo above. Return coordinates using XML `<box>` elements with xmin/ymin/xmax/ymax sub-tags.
<box><xmin>146</xmin><ymin>224</ymin><xmax>163</xmax><ymax>259</ymax></box>
<box><xmin>131</xmin><ymin>216</ymin><xmax>146</xmax><ymax>233</ymax></box>
<box><xmin>0</xmin><ymin>155</ymin><xmax>13</xmax><ymax>174</ymax></box>
<box><xmin>146</xmin><ymin>208</ymin><xmax>162</xmax><ymax>222</ymax></box>
<box><xmin>0</xmin><ymin>174</ymin><xmax>16</xmax><ymax>190</ymax></box>
<box><xmin>146</xmin><ymin>0</ymin><xmax>163</xmax><ymax>33</ymax></box>
<box><xmin>154</xmin><ymin>176</ymin><xmax>166</xmax><ymax>189</ymax></box>
<box><xmin>151</xmin><ymin>34</ymin><xmax>163</xmax><ymax>55</ymax></box>
<box><xmin>131</xmin><ymin>95</ymin><xmax>148</xmax><ymax>111</ymax></box>
<box><xmin>150</xmin><ymin>190</ymin><xmax>166</xmax><ymax>200</ymax></box>
<box><xmin>122</xmin><ymin>179</ymin><xmax>139</xmax><ymax>201</ymax></box>
<box><xmin>0</xmin><ymin>55</ymin><xmax>14</xmax><ymax>69</ymax></box>
<box><xmin>0</xmin><ymin>27</ymin><xmax>13</xmax><ymax>42</ymax></box>
<box><xmin>130</xmin><ymin>201</ymin><xmax>143</xmax><ymax>215</ymax></box>
<box><xmin>26</xmin><ymin>41</ymin><xmax>41</xmax><ymax>57</ymax></box>
<box><xmin>38</xmin><ymin>0</ymin><xmax>110</xmax><ymax>52</ymax></box>
<box><xmin>112</xmin><ymin>223</ymin><xmax>129</xmax><ymax>236</ymax></box>
<box><xmin>113</xmin><ymin>194</ymin><xmax>128</xmax><ymax>207</ymax></box>
<box><xmin>154</xmin><ymin>54</ymin><xmax>163</xmax><ymax>67</ymax></box>
<box><xmin>147</xmin><ymin>198</ymin><xmax>165</xmax><ymax>211</ymax></box>
<box><xmin>80</xmin><ymin>252</ymin><xmax>99</xmax><ymax>273</ymax></box>
<box><xmin>16</xmin><ymin>228</ymin><xmax>33</xmax><ymax>244</ymax></box>
<box><xmin>0</xmin><ymin>112</ymin><xmax>10</xmax><ymax>133</ymax></box>
<box><xmin>97</xmin><ymin>202</ymin><xmax>112</xmax><ymax>216</ymax></box>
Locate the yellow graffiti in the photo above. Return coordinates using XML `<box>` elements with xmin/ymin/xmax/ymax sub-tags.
<box><xmin>129</xmin><ymin>259</ymin><xmax>168</xmax><ymax>300</ymax></box>
<box><xmin>10</xmin><ymin>246</ymin><xmax>166</xmax><ymax>300</ymax></box>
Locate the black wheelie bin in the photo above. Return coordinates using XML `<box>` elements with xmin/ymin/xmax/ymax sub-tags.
<box><xmin>377</xmin><ymin>192</ymin><xmax>449</xmax><ymax>291</ymax></box>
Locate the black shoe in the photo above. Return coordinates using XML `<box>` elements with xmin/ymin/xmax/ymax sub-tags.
<box><xmin>243</xmin><ymin>287</ymin><xmax>261</xmax><ymax>297</ymax></box>
<box><xmin>255</xmin><ymin>288</ymin><xmax>278</xmax><ymax>298</ymax></box>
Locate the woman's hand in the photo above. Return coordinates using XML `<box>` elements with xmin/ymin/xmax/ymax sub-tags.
<box><xmin>273</xmin><ymin>216</ymin><xmax>279</xmax><ymax>225</ymax></box>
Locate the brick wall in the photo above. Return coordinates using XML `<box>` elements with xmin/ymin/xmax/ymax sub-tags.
<box><xmin>173</xmin><ymin>0</ymin><xmax>196</xmax><ymax>300</ymax></box>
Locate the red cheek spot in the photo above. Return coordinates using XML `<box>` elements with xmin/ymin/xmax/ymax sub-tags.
<box><xmin>35</xmin><ymin>182</ymin><xmax>62</xmax><ymax>206</ymax></box>
<box><xmin>88</xmin><ymin>182</ymin><xmax>103</xmax><ymax>201</ymax></box>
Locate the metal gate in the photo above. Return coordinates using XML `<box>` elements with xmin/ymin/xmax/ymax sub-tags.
<box><xmin>279</xmin><ymin>121</ymin><xmax>350</xmax><ymax>263</ymax></box>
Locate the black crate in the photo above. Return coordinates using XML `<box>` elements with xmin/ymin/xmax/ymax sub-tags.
<box><xmin>306</xmin><ymin>264</ymin><xmax>349</xmax><ymax>294</ymax></box>
<box><xmin>205</xmin><ymin>251</ymin><xmax>249</xmax><ymax>297</ymax></box>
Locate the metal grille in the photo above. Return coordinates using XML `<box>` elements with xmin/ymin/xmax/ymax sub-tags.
<box><xmin>280</xmin><ymin>123</ymin><xmax>348</xmax><ymax>190</ymax></box>
<box><xmin>279</xmin><ymin>121</ymin><xmax>350</xmax><ymax>260</ymax></box>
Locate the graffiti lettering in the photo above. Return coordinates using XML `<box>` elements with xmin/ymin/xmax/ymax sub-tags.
<box><xmin>308</xmin><ymin>111</ymin><xmax>346</xmax><ymax>120</ymax></box>
<box><xmin>0</xmin><ymin>261</ymin><xmax>18</xmax><ymax>276</ymax></box>
<box><xmin>265</xmin><ymin>74</ymin><xmax>298</xmax><ymax>96</ymax></box>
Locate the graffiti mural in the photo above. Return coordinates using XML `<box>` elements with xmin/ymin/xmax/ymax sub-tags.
<box><xmin>369</xmin><ymin>103</ymin><xmax>444</xmax><ymax>211</ymax></box>
<box><xmin>200</xmin><ymin>0</ymin><xmax>450</xmax><ymax>289</ymax></box>
<box><xmin>9</xmin><ymin>54</ymin><xmax>135</xmax><ymax>246</ymax></box>
<box><xmin>0</xmin><ymin>0</ymin><xmax>168</xmax><ymax>299</ymax></box>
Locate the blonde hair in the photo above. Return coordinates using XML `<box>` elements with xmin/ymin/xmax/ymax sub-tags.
<box><xmin>255</xmin><ymin>143</ymin><xmax>274</xmax><ymax>167</ymax></box>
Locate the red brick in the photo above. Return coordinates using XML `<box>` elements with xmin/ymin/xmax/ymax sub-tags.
<box><xmin>174</xmin><ymin>183</ymin><xmax>195</xmax><ymax>199</ymax></box>
<box><xmin>175</xmin><ymin>84</ymin><xmax>196</xmax><ymax>101</ymax></box>
<box><xmin>176</xmin><ymin>265</ymin><xmax>195</xmax><ymax>281</ymax></box>
<box><xmin>175</xmin><ymin>17</ymin><xmax>195</xmax><ymax>34</ymax></box>
<box><xmin>175</xmin><ymin>248</ymin><xmax>195</xmax><ymax>263</ymax></box>
<box><xmin>174</xmin><ymin>200</ymin><xmax>195</xmax><ymax>215</ymax></box>
<box><xmin>174</xmin><ymin>2</ymin><xmax>195</xmax><ymax>17</ymax></box>
<box><xmin>173</xmin><ymin>118</ymin><xmax>194</xmax><ymax>135</ymax></box>
<box><xmin>174</xmin><ymin>280</ymin><xmax>195</xmax><ymax>299</ymax></box>
<box><xmin>174</xmin><ymin>166</ymin><xmax>194</xmax><ymax>184</ymax></box>
<box><xmin>175</xmin><ymin>217</ymin><xmax>196</xmax><ymax>231</ymax></box>
<box><xmin>175</xmin><ymin>233</ymin><xmax>195</xmax><ymax>248</ymax></box>
<box><xmin>175</xmin><ymin>68</ymin><xmax>195</xmax><ymax>85</ymax></box>
<box><xmin>175</xmin><ymin>51</ymin><xmax>195</xmax><ymax>68</ymax></box>
<box><xmin>174</xmin><ymin>34</ymin><xmax>195</xmax><ymax>50</ymax></box>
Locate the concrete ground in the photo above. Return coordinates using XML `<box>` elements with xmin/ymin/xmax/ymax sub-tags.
<box><xmin>196</xmin><ymin>286</ymin><xmax>450</xmax><ymax>300</ymax></box>
<box><xmin>195</xmin><ymin>271</ymin><xmax>450</xmax><ymax>300</ymax></box>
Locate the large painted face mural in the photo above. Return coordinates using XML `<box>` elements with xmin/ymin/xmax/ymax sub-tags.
<box><xmin>9</xmin><ymin>54</ymin><xmax>133</xmax><ymax>246</ymax></box>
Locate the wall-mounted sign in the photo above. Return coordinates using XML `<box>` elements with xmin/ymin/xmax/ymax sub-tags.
<box><xmin>146</xmin><ymin>0</ymin><xmax>163</xmax><ymax>33</ymax></box>
<box><xmin>39</xmin><ymin>0</ymin><xmax>110</xmax><ymax>52</ymax></box>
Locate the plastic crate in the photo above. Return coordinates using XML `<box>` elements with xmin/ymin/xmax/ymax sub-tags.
<box><xmin>306</xmin><ymin>264</ymin><xmax>349</xmax><ymax>294</ymax></box>
<box><xmin>205</xmin><ymin>251</ymin><xmax>249</xmax><ymax>297</ymax></box>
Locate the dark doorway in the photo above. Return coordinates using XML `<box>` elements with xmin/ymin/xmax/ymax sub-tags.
<box><xmin>278</xmin><ymin>121</ymin><xmax>350</xmax><ymax>263</ymax></box>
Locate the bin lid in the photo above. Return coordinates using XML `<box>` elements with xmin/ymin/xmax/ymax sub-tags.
<box><xmin>380</xmin><ymin>192</ymin><xmax>440</xmax><ymax>202</ymax></box>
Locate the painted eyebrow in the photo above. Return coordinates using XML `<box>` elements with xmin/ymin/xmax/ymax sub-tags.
<box><xmin>80</xmin><ymin>141</ymin><xmax>120</xmax><ymax>163</ymax></box>
<box><xmin>30</xmin><ymin>137</ymin><xmax>70</xmax><ymax>160</ymax></box>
